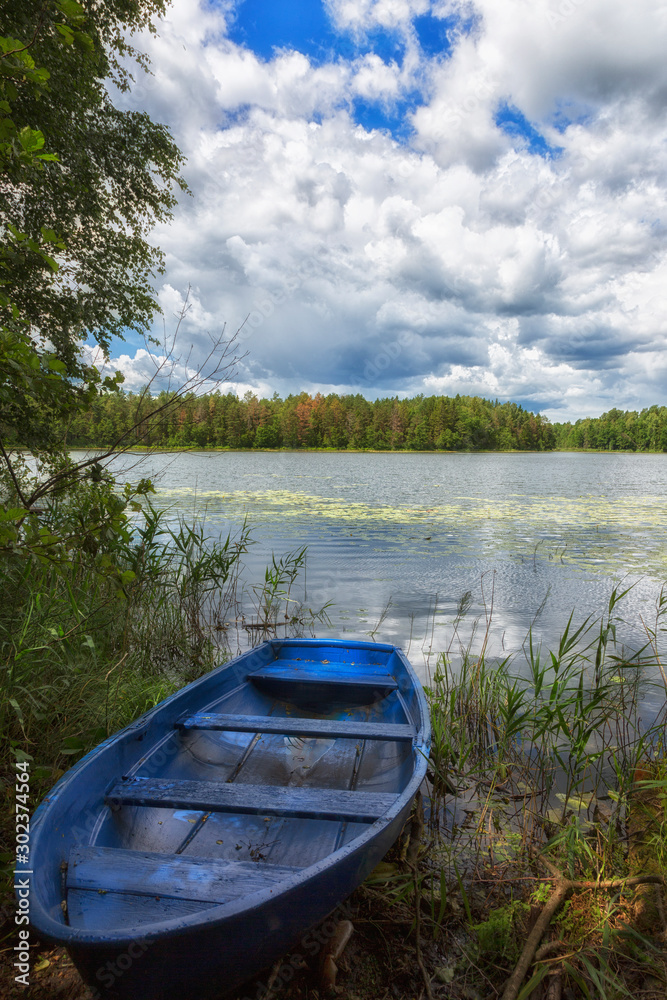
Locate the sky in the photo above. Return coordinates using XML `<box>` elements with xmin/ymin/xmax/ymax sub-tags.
<box><xmin>103</xmin><ymin>0</ymin><xmax>667</xmax><ymax>422</ymax></box>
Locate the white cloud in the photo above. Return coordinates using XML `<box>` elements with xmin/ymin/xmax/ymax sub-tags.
<box><xmin>104</xmin><ymin>0</ymin><xmax>667</xmax><ymax>421</ymax></box>
<box><xmin>325</xmin><ymin>0</ymin><xmax>430</xmax><ymax>35</ymax></box>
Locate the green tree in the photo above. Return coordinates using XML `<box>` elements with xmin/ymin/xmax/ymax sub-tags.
<box><xmin>1</xmin><ymin>1</ymin><xmax>186</xmax><ymax>365</ymax></box>
<box><xmin>0</xmin><ymin>0</ymin><xmax>186</xmax><ymax>505</ymax></box>
<box><xmin>0</xmin><ymin>3</ymin><xmax>251</xmax><ymax>575</ymax></box>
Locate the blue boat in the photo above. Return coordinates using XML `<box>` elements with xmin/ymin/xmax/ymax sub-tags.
<box><xmin>27</xmin><ymin>638</ymin><xmax>430</xmax><ymax>999</ymax></box>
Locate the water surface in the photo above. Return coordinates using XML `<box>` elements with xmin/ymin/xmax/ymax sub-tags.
<box><xmin>92</xmin><ymin>450</ymin><xmax>667</xmax><ymax>710</ymax></box>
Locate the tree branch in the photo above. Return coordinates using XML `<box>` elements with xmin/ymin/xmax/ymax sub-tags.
<box><xmin>0</xmin><ymin>439</ymin><xmax>29</xmax><ymax>508</ymax></box>
<box><xmin>23</xmin><ymin>293</ymin><xmax>248</xmax><ymax>508</ymax></box>
<box><xmin>1</xmin><ymin>3</ymin><xmax>49</xmax><ymax>61</ymax></box>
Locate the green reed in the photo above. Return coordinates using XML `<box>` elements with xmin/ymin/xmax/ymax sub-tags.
<box><xmin>420</xmin><ymin>584</ymin><xmax>667</xmax><ymax>1000</ymax></box>
<box><xmin>427</xmin><ymin>583</ymin><xmax>665</xmax><ymax>855</ymax></box>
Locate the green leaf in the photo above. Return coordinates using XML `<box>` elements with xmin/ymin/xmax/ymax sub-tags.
<box><xmin>0</xmin><ymin>507</ymin><xmax>28</xmax><ymax>521</ymax></box>
<box><xmin>9</xmin><ymin>697</ymin><xmax>24</xmax><ymax>725</ymax></box>
<box><xmin>56</xmin><ymin>23</ymin><xmax>75</xmax><ymax>44</ymax></box>
<box><xmin>40</xmin><ymin>227</ymin><xmax>64</xmax><ymax>245</ymax></box>
<box><xmin>0</xmin><ymin>39</ymin><xmax>35</xmax><ymax>67</ymax></box>
<box><xmin>74</xmin><ymin>31</ymin><xmax>95</xmax><ymax>53</ymax></box>
<box><xmin>41</xmin><ymin>253</ymin><xmax>59</xmax><ymax>272</ymax></box>
<box><xmin>61</xmin><ymin>736</ymin><xmax>86</xmax><ymax>754</ymax></box>
<box><xmin>56</xmin><ymin>0</ymin><xmax>87</xmax><ymax>21</ymax></box>
<box><xmin>517</xmin><ymin>965</ymin><xmax>550</xmax><ymax>1000</ymax></box>
<box><xmin>32</xmin><ymin>766</ymin><xmax>54</xmax><ymax>781</ymax></box>
<box><xmin>18</xmin><ymin>126</ymin><xmax>45</xmax><ymax>152</ymax></box>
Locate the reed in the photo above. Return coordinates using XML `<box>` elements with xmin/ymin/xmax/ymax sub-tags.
<box><xmin>2</xmin><ymin>483</ymin><xmax>666</xmax><ymax>1000</ymax></box>
<box><xmin>418</xmin><ymin>583</ymin><xmax>667</xmax><ymax>1000</ymax></box>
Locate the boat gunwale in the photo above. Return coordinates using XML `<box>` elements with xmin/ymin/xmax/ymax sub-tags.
<box><xmin>27</xmin><ymin>639</ymin><xmax>430</xmax><ymax>948</ymax></box>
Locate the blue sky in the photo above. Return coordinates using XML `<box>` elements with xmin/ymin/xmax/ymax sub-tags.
<box><xmin>226</xmin><ymin>1</ymin><xmax>456</xmax><ymax>75</ymax></box>
<box><xmin>104</xmin><ymin>0</ymin><xmax>667</xmax><ymax>422</ymax></box>
<box><xmin>227</xmin><ymin>0</ymin><xmax>339</xmax><ymax>63</ymax></box>
<box><xmin>225</xmin><ymin>0</ymin><xmax>460</xmax><ymax>138</ymax></box>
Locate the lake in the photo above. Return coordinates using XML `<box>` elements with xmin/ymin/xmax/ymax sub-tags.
<box><xmin>95</xmin><ymin>449</ymin><xmax>667</xmax><ymax>712</ymax></box>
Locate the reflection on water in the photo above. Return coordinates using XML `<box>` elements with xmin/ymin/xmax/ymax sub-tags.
<box><xmin>75</xmin><ymin>449</ymin><xmax>667</xmax><ymax>711</ymax></box>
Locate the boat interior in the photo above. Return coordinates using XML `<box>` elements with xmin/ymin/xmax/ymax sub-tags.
<box><xmin>63</xmin><ymin>644</ymin><xmax>422</xmax><ymax>932</ymax></box>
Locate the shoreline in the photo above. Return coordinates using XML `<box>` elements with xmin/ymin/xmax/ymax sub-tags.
<box><xmin>57</xmin><ymin>444</ymin><xmax>664</xmax><ymax>456</ymax></box>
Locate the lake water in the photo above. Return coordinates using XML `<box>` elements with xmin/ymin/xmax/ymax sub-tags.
<box><xmin>93</xmin><ymin>449</ymin><xmax>667</xmax><ymax>712</ymax></box>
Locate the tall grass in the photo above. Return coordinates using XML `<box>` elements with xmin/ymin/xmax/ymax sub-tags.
<box><xmin>427</xmin><ymin>585</ymin><xmax>665</xmax><ymax>836</ymax></box>
<box><xmin>0</xmin><ymin>498</ymin><xmax>328</xmax><ymax>897</ymax></box>
<box><xmin>419</xmin><ymin>584</ymin><xmax>667</xmax><ymax>999</ymax></box>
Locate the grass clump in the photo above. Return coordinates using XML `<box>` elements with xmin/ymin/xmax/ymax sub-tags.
<box><xmin>473</xmin><ymin>900</ymin><xmax>531</xmax><ymax>963</ymax></box>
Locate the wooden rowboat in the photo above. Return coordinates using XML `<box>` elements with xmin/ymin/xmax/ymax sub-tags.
<box><xmin>27</xmin><ymin>638</ymin><xmax>430</xmax><ymax>999</ymax></box>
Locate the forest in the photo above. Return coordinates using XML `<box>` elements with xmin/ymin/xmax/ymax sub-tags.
<box><xmin>59</xmin><ymin>389</ymin><xmax>667</xmax><ymax>452</ymax></box>
<box><xmin>554</xmin><ymin>404</ymin><xmax>667</xmax><ymax>451</ymax></box>
<box><xmin>60</xmin><ymin>389</ymin><xmax>553</xmax><ymax>450</ymax></box>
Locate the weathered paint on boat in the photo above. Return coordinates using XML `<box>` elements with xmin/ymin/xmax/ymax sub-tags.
<box><xmin>27</xmin><ymin>638</ymin><xmax>430</xmax><ymax>999</ymax></box>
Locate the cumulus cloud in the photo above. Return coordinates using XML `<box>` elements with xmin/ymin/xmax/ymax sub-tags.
<box><xmin>104</xmin><ymin>0</ymin><xmax>667</xmax><ymax>421</ymax></box>
<box><xmin>325</xmin><ymin>0</ymin><xmax>430</xmax><ymax>36</ymax></box>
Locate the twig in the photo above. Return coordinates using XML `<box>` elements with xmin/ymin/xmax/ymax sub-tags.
<box><xmin>263</xmin><ymin>958</ymin><xmax>283</xmax><ymax>999</ymax></box>
<box><xmin>410</xmin><ymin>862</ymin><xmax>433</xmax><ymax>1000</ymax></box>
<box><xmin>501</xmin><ymin>863</ymin><xmax>666</xmax><ymax>1000</ymax></box>
<box><xmin>0</xmin><ymin>2</ymin><xmax>49</xmax><ymax>60</ymax></box>
<box><xmin>654</xmin><ymin>881</ymin><xmax>667</xmax><ymax>937</ymax></box>
<box><xmin>23</xmin><ymin>295</ymin><xmax>248</xmax><ymax>508</ymax></box>
<box><xmin>544</xmin><ymin>973</ymin><xmax>562</xmax><ymax>1000</ymax></box>
<box><xmin>559</xmin><ymin>875</ymin><xmax>664</xmax><ymax>891</ymax></box>
<box><xmin>534</xmin><ymin>941</ymin><xmax>567</xmax><ymax>963</ymax></box>
<box><xmin>500</xmin><ymin>881</ymin><xmax>571</xmax><ymax>1000</ymax></box>
<box><xmin>459</xmin><ymin>946</ymin><xmax>500</xmax><ymax>995</ymax></box>
<box><xmin>0</xmin><ymin>440</ymin><xmax>30</xmax><ymax>508</ymax></box>
<box><xmin>407</xmin><ymin>791</ymin><xmax>424</xmax><ymax>865</ymax></box>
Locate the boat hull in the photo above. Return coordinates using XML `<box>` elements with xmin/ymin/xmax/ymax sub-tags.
<box><xmin>66</xmin><ymin>802</ymin><xmax>413</xmax><ymax>1000</ymax></box>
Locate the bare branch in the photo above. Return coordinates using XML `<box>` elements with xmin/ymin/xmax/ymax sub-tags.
<box><xmin>23</xmin><ymin>295</ymin><xmax>249</xmax><ymax>507</ymax></box>
<box><xmin>0</xmin><ymin>439</ymin><xmax>30</xmax><ymax>508</ymax></box>
<box><xmin>501</xmin><ymin>865</ymin><xmax>667</xmax><ymax>1000</ymax></box>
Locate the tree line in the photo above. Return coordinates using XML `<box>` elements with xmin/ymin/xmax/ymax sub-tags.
<box><xmin>553</xmin><ymin>405</ymin><xmax>667</xmax><ymax>452</ymax></box>
<box><xmin>59</xmin><ymin>392</ymin><xmax>667</xmax><ymax>453</ymax></box>
<box><xmin>62</xmin><ymin>390</ymin><xmax>554</xmax><ymax>450</ymax></box>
